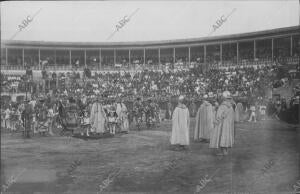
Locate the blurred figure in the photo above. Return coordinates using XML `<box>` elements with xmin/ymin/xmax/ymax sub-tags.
<box><xmin>210</xmin><ymin>91</ymin><xmax>235</xmax><ymax>156</ymax></box>
<box><xmin>248</xmin><ymin>103</ymin><xmax>257</xmax><ymax>122</ymax></box>
<box><xmin>116</xmin><ymin>99</ymin><xmax>129</xmax><ymax>133</ymax></box>
<box><xmin>170</xmin><ymin>95</ymin><xmax>190</xmax><ymax>150</ymax></box>
<box><xmin>133</xmin><ymin>97</ymin><xmax>144</xmax><ymax>130</ymax></box>
<box><xmin>212</xmin><ymin>101</ymin><xmax>219</xmax><ymax>121</ymax></box>
<box><xmin>90</xmin><ymin>97</ymin><xmax>106</xmax><ymax>134</ymax></box>
<box><xmin>4</xmin><ymin>107</ymin><xmax>11</xmax><ymax>130</ymax></box>
<box><xmin>108</xmin><ymin>106</ymin><xmax>118</xmax><ymax>135</ymax></box>
<box><xmin>189</xmin><ymin>100</ymin><xmax>197</xmax><ymax>117</ymax></box>
<box><xmin>165</xmin><ymin>101</ymin><xmax>173</xmax><ymax>120</ymax></box>
<box><xmin>47</xmin><ymin>106</ymin><xmax>55</xmax><ymax>136</ymax></box>
<box><xmin>194</xmin><ymin>95</ymin><xmax>213</xmax><ymax>143</ymax></box>
<box><xmin>22</xmin><ymin>100</ymin><xmax>34</xmax><ymax>138</ymax></box>
<box><xmin>235</xmin><ymin>102</ymin><xmax>244</xmax><ymax>122</ymax></box>
<box><xmin>10</xmin><ymin>108</ymin><xmax>18</xmax><ymax>132</ymax></box>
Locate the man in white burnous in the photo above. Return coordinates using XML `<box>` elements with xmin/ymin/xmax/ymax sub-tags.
<box><xmin>170</xmin><ymin>95</ymin><xmax>190</xmax><ymax>150</ymax></box>
<box><xmin>210</xmin><ymin>91</ymin><xmax>235</xmax><ymax>156</ymax></box>
<box><xmin>194</xmin><ymin>94</ymin><xmax>214</xmax><ymax>143</ymax></box>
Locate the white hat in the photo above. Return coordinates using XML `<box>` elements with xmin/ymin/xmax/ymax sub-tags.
<box><xmin>178</xmin><ymin>95</ymin><xmax>185</xmax><ymax>102</ymax></box>
<box><xmin>222</xmin><ymin>91</ymin><xmax>231</xmax><ymax>99</ymax></box>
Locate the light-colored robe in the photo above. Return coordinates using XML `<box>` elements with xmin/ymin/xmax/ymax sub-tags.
<box><xmin>235</xmin><ymin>102</ymin><xmax>244</xmax><ymax>122</ymax></box>
<box><xmin>170</xmin><ymin>104</ymin><xmax>190</xmax><ymax>145</ymax></box>
<box><xmin>116</xmin><ymin>103</ymin><xmax>129</xmax><ymax>132</ymax></box>
<box><xmin>210</xmin><ymin>100</ymin><xmax>234</xmax><ymax>148</ymax></box>
<box><xmin>90</xmin><ymin>102</ymin><xmax>106</xmax><ymax>133</ymax></box>
<box><xmin>194</xmin><ymin>101</ymin><xmax>213</xmax><ymax>140</ymax></box>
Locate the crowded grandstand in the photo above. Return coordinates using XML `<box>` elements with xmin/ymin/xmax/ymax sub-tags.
<box><xmin>1</xmin><ymin>1</ymin><xmax>300</xmax><ymax>193</ymax></box>
<box><xmin>1</xmin><ymin>26</ymin><xmax>300</xmax><ymax>136</ymax></box>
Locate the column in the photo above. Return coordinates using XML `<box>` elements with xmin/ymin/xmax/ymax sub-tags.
<box><xmin>237</xmin><ymin>42</ymin><xmax>239</xmax><ymax>65</ymax></box>
<box><xmin>114</xmin><ymin>49</ymin><xmax>116</xmax><ymax>65</ymax></box>
<box><xmin>144</xmin><ymin>48</ymin><xmax>146</xmax><ymax>65</ymax></box>
<box><xmin>99</xmin><ymin>49</ymin><xmax>102</xmax><ymax>70</ymax></box>
<box><xmin>204</xmin><ymin>45</ymin><xmax>207</xmax><ymax>71</ymax></box>
<box><xmin>173</xmin><ymin>48</ymin><xmax>176</xmax><ymax>63</ymax></box>
<box><xmin>69</xmin><ymin>50</ymin><xmax>71</xmax><ymax>65</ymax></box>
<box><xmin>220</xmin><ymin>44</ymin><xmax>222</xmax><ymax>64</ymax></box>
<box><xmin>129</xmin><ymin>50</ymin><xmax>131</xmax><ymax>65</ymax></box>
<box><xmin>84</xmin><ymin>50</ymin><xmax>87</xmax><ymax>67</ymax></box>
<box><xmin>38</xmin><ymin>49</ymin><xmax>41</xmax><ymax>70</ymax></box>
<box><xmin>158</xmin><ymin>48</ymin><xmax>161</xmax><ymax>65</ymax></box>
<box><xmin>254</xmin><ymin>40</ymin><xmax>256</xmax><ymax>60</ymax></box>
<box><xmin>22</xmin><ymin>48</ymin><xmax>25</xmax><ymax>68</ymax></box>
<box><xmin>54</xmin><ymin>50</ymin><xmax>56</xmax><ymax>67</ymax></box>
<box><xmin>6</xmin><ymin>48</ymin><xmax>8</xmax><ymax>66</ymax></box>
<box><xmin>188</xmin><ymin>47</ymin><xmax>191</xmax><ymax>65</ymax></box>
<box><xmin>290</xmin><ymin>36</ymin><xmax>293</xmax><ymax>57</ymax></box>
<box><xmin>204</xmin><ymin>45</ymin><xmax>207</xmax><ymax>63</ymax></box>
<box><xmin>271</xmin><ymin>38</ymin><xmax>274</xmax><ymax>61</ymax></box>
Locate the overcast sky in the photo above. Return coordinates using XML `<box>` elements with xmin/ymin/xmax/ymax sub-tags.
<box><xmin>1</xmin><ymin>1</ymin><xmax>299</xmax><ymax>43</ymax></box>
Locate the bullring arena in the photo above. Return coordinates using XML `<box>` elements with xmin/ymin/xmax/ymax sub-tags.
<box><xmin>1</xmin><ymin>1</ymin><xmax>300</xmax><ymax>194</ymax></box>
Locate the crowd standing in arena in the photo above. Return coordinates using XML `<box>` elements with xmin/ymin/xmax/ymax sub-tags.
<box><xmin>1</xmin><ymin>62</ymin><xmax>299</xmax><ymax>152</ymax></box>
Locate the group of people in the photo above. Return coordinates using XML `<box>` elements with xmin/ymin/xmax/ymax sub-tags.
<box><xmin>88</xmin><ymin>97</ymin><xmax>129</xmax><ymax>135</ymax></box>
<box><xmin>1</xmin><ymin>64</ymin><xmax>280</xmax><ymax>104</ymax></box>
<box><xmin>170</xmin><ymin>91</ymin><xmax>248</xmax><ymax>156</ymax></box>
<box><xmin>0</xmin><ymin>95</ymin><xmax>131</xmax><ymax>137</ymax></box>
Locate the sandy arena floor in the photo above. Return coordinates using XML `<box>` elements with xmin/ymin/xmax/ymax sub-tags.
<box><xmin>1</xmin><ymin>119</ymin><xmax>299</xmax><ymax>194</ymax></box>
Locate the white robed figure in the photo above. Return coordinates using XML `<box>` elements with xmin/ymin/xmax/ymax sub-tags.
<box><xmin>116</xmin><ymin>100</ymin><xmax>129</xmax><ymax>133</ymax></box>
<box><xmin>194</xmin><ymin>95</ymin><xmax>214</xmax><ymax>142</ymax></box>
<box><xmin>90</xmin><ymin>98</ymin><xmax>106</xmax><ymax>133</ymax></box>
<box><xmin>170</xmin><ymin>96</ymin><xmax>190</xmax><ymax>148</ymax></box>
<box><xmin>210</xmin><ymin>91</ymin><xmax>235</xmax><ymax>156</ymax></box>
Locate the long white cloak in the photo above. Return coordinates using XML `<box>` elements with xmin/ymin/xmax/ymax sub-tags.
<box><xmin>170</xmin><ymin>104</ymin><xmax>190</xmax><ymax>145</ymax></box>
<box><xmin>210</xmin><ymin>100</ymin><xmax>235</xmax><ymax>148</ymax></box>
<box><xmin>194</xmin><ymin>101</ymin><xmax>214</xmax><ymax>140</ymax></box>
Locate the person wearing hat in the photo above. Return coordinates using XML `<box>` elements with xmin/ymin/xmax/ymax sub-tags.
<box><xmin>209</xmin><ymin>91</ymin><xmax>235</xmax><ymax>156</ymax></box>
<box><xmin>170</xmin><ymin>95</ymin><xmax>190</xmax><ymax>150</ymax></box>
<box><xmin>90</xmin><ymin>96</ymin><xmax>107</xmax><ymax>134</ymax></box>
<box><xmin>194</xmin><ymin>94</ymin><xmax>213</xmax><ymax>143</ymax></box>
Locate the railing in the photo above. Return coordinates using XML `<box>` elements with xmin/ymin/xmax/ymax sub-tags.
<box><xmin>1</xmin><ymin>57</ymin><xmax>299</xmax><ymax>72</ymax></box>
